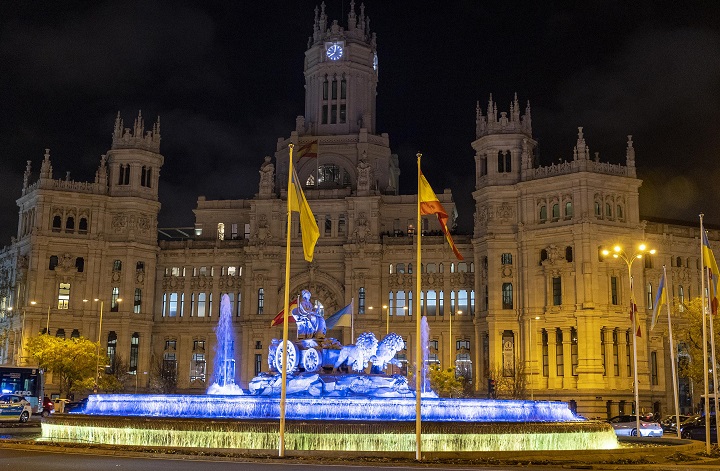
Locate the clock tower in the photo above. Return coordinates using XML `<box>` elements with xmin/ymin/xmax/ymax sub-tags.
<box><xmin>303</xmin><ymin>1</ymin><xmax>378</xmax><ymax>135</ymax></box>
<box><xmin>274</xmin><ymin>2</ymin><xmax>398</xmax><ymax>196</ymax></box>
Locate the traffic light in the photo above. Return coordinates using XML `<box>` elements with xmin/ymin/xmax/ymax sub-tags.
<box><xmin>487</xmin><ymin>378</ymin><xmax>496</xmax><ymax>398</ymax></box>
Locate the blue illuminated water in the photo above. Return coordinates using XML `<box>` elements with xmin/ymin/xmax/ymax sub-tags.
<box><xmin>79</xmin><ymin>394</ymin><xmax>581</xmax><ymax>422</ymax></box>
<box><xmin>207</xmin><ymin>294</ymin><xmax>242</xmax><ymax>395</ymax></box>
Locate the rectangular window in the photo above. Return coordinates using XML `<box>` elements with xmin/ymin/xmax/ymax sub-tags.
<box><xmin>190</xmin><ymin>353</ymin><xmax>206</xmax><ymax>382</ymax></box>
<box><xmin>502</xmin><ymin>283</ymin><xmax>513</xmax><ymax>309</ymax></box>
<box><xmin>197</xmin><ymin>293</ymin><xmax>206</xmax><ymax>317</ymax></box>
<box><xmin>358</xmin><ymin>287</ymin><xmax>365</xmax><ymax>315</ymax></box>
<box><xmin>626</xmin><ymin>331</ymin><xmax>632</xmax><ymax>377</ymax></box>
<box><xmin>129</xmin><ymin>334</ymin><xmax>139</xmax><ymax>372</ymax></box>
<box><xmin>113</xmin><ymin>259</ymin><xmax>122</xmax><ymax>271</ymax></box>
<box><xmin>136</xmin><ymin>261</ymin><xmax>145</xmax><ymax>272</ymax></box>
<box><xmin>231</xmin><ymin>223</ymin><xmax>238</xmax><ymax>240</ymax></box>
<box><xmin>255</xmin><ymin>354</ymin><xmax>263</xmax><ymax>377</ymax></box>
<box><xmin>162</xmin><ymin>353</ymin><xmax>177</xmax><ymax>380</ymax></box>
<box><xmin>571</xmin><ymin>328</ymin><xmax>578</xmax><ymax>376</ymax></box>
<box><xmin>111</xmin><ymin>287</ymin><xmax>120</xmax><ymax>312</ymax></box>
<box><xmin>208</xmin><ymin>293</ymin><xmax>213</xmax><ymax>317</ymax></box>
<box><xmin>330</xmin><ymin>104</ymin><xmax>337</xmax><ymax>124</ymax></box>
<box><xmin>258</xmin><ymin>288</ymin><xmax>264</xmax><ymax>315</ymax></box>
<box><xmin>322</xmin><ymin>105</ymin><xmax>328</xmax><ymax>124</ymax></box>
<box><xmin>325</xmin><ymin>215</ymin><xmax>332</xmax><ymax>236</ymax></box>
<box><xmin>57</xmin><ymin>282</ymin><xmax>70</xmax><ymax>309</ymax></box>
<box><xmin>542</xmin><ymin>330</ymin><xmax>549</xmax><ymax>377</ymax></box>
<box><xmin>556</xmin><ymin>329</ymin><xmax>564</xmax><ymax>376</ymax></box>
<box><xmin>611</xmin><ymin>277</ymin><xmax>618</xmax><ymax>305</ymax></box>
<box><xmin>394</xmin><ymin>290</ymin><xmax>406</xmax><ymax>316</ymax></box>
<box><xmin>169</xmin><ymin>293</ymin><xmax>178</xmax><ymax>317</ymax></box>
<box><xmin>426</xmin><ymin>290</ymin><xmax>437</xmax><ymax>316</ymax></box>
<box><xmin>458</xmin><ymin>290</ymin><xmax>469</xmax><ymax>315</ymax></box>
<box><xmin>340</xmin><ymin>78</ymin><xmax>346</xmax><ymax>98</ymax></box>
<box><xmin>339</xmin><ymin>104</ymin><xmax>346</xmax><ymax>123</ymax></box>
<box><xmin>236</xmin><ymin>292</ymin><xmax>242</xmax><ymax>317</ymax></box>
<box><xmin>323</xmin><ymin>80</ymin><xmax>328</xmax><ymax>100</ymax></box>
<box><xmin>552</xmin><ymin>277</ymin><xmax>562</xmax><ymax>306</ymax></box>
<box><xmin>501</xmin><ymin>253</ymin><xmax>512</xmax><ymax>265</ymax></box>
<box><xmin>134</xmin><ymin>288</ymin><xmax>142</xmax><ymax>314</ymax></box>
<box><xmin>331</xmin><ymin>80</ymin><xmax>337</xmax><ymax>99</ymax></box>
<box><xmin>651</xmin><ymin>351</ymin><xmax>658</xmax><ymax>385</ymax></box>
<box><xmin>162</xmin><ymin>293</ymin><xmax>167</xmax><ymax>317</ymax></box>
<box><xmin>601</xmin><ymin>330</ymin><xmax>606</xmax><ymax>375</ymax></box>
<box><xmin>613</xmin><ymin>330</ymin><xmax>620</xmax><ymax>376</ymax></box>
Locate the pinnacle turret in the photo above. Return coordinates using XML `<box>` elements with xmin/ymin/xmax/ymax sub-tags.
<box><xmin>111</xmin><ymin>110</ymin><xmax>161</xmax><ymax>152</ymax></box>
<box><xmin>475</xmin><ymin>94</ymin><xmax>532</xmax><ymax>138</ymax></box>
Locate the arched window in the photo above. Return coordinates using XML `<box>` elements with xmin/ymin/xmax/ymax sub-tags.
<box><xmin>552</xmin><ymin>204</ymin><xmax>560</xmax><ymax>219</ymax></box>
<box><xmin>75</xmin><ymin>257</ymin><xmax>84</xmax><ymax>272</ymax></box>
<box><xmin>49</xmin><ymin>255</ymin><xmax>58</xmax><ymax>270</ymax></box>
<box><xmin>397</xmin><ymin>263</ymin><xmax>405</xmax><ymax>274</ymax></box>
<box><xmin>317</xmin><ymin>164</ymin><xmax>343</xmax><ymax>187</ymax></box>
<box><xmin>565</xmin><ymin>202</ymin><xmax>573</xmax><ymax>219</ymax></box>
<box><xmin>676</xmin><ymin>256</ymin><xmax>682</xmax><ymax>268</ymax></box>
<box><xmin>79</xmin><ymin>217</ymin><xmax>88</xmax><ymax>233</ymax></box>
<box><xmin>605</xmin><ymin>203</ymin><xmax>612</xmax><ymax>217</ymax></box>
<box><xmin>539</xmin><ymin>205</ymin><xmax>547</xmax><ymax>222</ymax></box>
<box><xmin>65</xmin><ymin>216</ymin><xmax>75</xmax><ymax>231</ymax></box>
<box><xmin>565</xmin><ymin>246</ymin><xmax>573</xmax><ymax>262</ymax></box>
<box><xmin>540</xmin><ymin>249</ymin><xmax>548</xmax><ymax>264</ymax></box>
<box><xmin>52</xmin><ymin>215</ymin><xmax>62</xmax><ymax>232</ymax></box>
<box><xmin>594</xmin><ymin>202</ymin><xmax>601</xmax><ymax>217</ymax></box>
<box><xmin>616</xmin><ymin>205</ymin><xmax>623</xmax><ymax>219</ymax></box>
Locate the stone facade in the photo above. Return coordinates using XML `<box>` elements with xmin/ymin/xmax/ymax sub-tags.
<box><xmin>0</xmin><ymin>4</ymin><xmax>712</xmax><ymax>418</ymax></box>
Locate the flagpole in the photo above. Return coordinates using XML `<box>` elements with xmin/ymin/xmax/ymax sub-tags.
<box><xmin>629</xmin><ymin>267</ymin><xmax>641</xmax><ymax>437</ymax></box>
<box><xmin>664</xmin><ymin>266</ymin><xmax>681</xmax><ymax>439</ymax></box>
<box><xmin>700</xmin><ymin>214</ymin><xmax>711</xmax><ymax>453</ymax></box>
<box><xmin>415</xmin><ymin>153</ymin><xmax>422</xmax><ymax>461</ymax></box>
<box><xmin>706</xmin><ymin>265</ymin><xmax>720</xmax><ymax>444</ymax></box>
<box><xmin>351</xmin><ymin>297</ymin><xmax>355</xmax><ymax>341</ymax></box>
<box><xmin>278</xmin><ymin>144</ymin><xmax>295</xmax><ymax>457</ymax></box>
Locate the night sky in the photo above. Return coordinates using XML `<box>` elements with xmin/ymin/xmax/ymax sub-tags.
<box><xmin>1</xmin><ymin>1</ymin><xmax>720</xmax><ymax>245</ymax></box>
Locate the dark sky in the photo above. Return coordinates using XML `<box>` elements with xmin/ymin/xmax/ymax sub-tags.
<box><xmin>1</xmin><ymin>1</ymin><xmax>720</xmax><ymax>244</ymax></box>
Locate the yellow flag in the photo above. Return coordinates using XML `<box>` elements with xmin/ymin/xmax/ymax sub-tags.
<box><xmin>289</xmin><ymin>167</ymin><xmax>319</xmax><ymax>262</ymax></box>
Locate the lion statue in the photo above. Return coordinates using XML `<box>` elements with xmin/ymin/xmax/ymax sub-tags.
<box><xmin>333</xmin><ymin>332</ymin><xmax>378</xmax><ymax>372</ymax></box>
<box><xmin>370</xmin><ymin>333</ymin><xmax>405</xmax><ymax>373</ymax></box>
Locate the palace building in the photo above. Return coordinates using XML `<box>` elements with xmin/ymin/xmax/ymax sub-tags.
<box><xmin>0</xmin><ymin>3</ymin><xmax>710</xmax><ymax>418</ymax></box>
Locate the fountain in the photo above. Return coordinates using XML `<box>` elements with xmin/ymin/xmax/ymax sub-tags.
<box><xmin>41</xmin><ymin>291</ymin><xmax>619</xmax><ymax>454</ymax></box>
<box><xmin>206</xmin><ymin>295</ymin><xmax>242</xmax><ymax>395</ymax></box>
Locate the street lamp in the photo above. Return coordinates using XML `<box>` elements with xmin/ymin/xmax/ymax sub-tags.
<box><xmin>85</xmin><ymin>297</ymin><xmax>121</xmax><ymax>392</ymax></box>
<box><xmin>602</xmin><ymin>243</ymin><xmax>655</xmax><ymax>437</ymax></box>
<box><xmin>450</xmin><ymin>310</ymin><xmax>462</xmax><ymax>371</ymax></box>
<box><xmin>529</xmin><ymin>315</ymin><xmax>540</xmax><ymax>400</ymax></box>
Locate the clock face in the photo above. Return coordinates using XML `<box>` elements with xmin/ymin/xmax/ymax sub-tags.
<box><xmin>326</xmin><ymin>43</ymin><xmax>343</xmax><ymax>61</ymax></box>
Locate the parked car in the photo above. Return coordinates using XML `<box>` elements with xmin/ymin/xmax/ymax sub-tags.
<box><xmin>607</xmin><ymin>414</ymin><xmax>664</xmax><ymax>437</ymax></box>
<box><xmin>662</xmin><ymin>414</ymin><xmax>698</xmax><ymax>434</ymax></box>
<box><xmin>40</xmin><ymin>396</ymin><xmax>54</xmax><ymax>417</ymax></box>
<box><xmin>680</xmin><ymin>416</ymin><xmax>718</xmax><ymax>443</ymax></box>
<box><xmin>65</xmin><ymin>397</ymin><xmax>88</xmax><ymax>414</ymax></box>
<box><xmin>0</xmin><ymin>394</ymin><xmax>32</xmax><ymax>423</ymax></box>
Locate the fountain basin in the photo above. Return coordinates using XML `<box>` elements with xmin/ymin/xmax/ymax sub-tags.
<box><xmin>77</xmin><ymin>394</ymin><xmax>579</xmax><ymax>422</ymax></box>
<box><xmin>42</xmin><ymin>415</ymin><xmax>618</xmax><ymax>452</ymax></box>
<box><xmin>40</xmin><ymin>394</ymin><xmax>619</xmax><ymax>452</ymax></box>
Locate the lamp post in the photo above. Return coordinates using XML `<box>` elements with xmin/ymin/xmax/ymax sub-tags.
<box><xmin>450</xmin><ymin>310</ymin><xmax>462</xmax><ymax>372</ymax></box>
<box><xmin>529</xmin><ymin>315</ymin><xmax>540</xmax><ymax>400</ymax></box>
<box><xmin>85</xmin><ymin>297</ymin><xmax>121</xmax><ymax>392</ymax></box>
<box><xmin>602</xmin><ymin>243</ymin><xmax>655</xmax><ymax>437</ymax></box>
<box><xmin>45</xmin><ymin>304</ymin><xmax>51</xmax><ymax>334</ymax></box>
<box><xmin>18</xmin><ymin>301</ymin><xmax>36</xmax><ymax>366</ymax></box>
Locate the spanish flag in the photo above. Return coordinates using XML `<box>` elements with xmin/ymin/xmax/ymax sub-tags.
<box><xmin>289</xmin><ymin>166</ymin><xmax>320</xmax><ymax>262</ymax></box>
<box><xmin>419</xmin><ymin>171</ymin><xmax>463</xmax><ymax>260</ymax></box>
<box><xmin>270</xmin><ymin>299</ymin><xmax>298</xmax><ymax>327</ymax></box>
<box><xmin>296</xmin><ymin>140</ymin><xmax>318</xmax><ymax>158</ymax></box>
